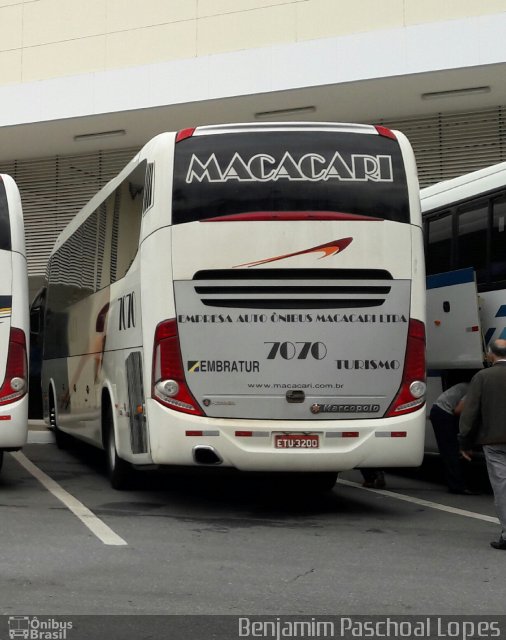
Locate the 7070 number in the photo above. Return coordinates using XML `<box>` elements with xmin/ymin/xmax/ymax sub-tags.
<box><xmin>265</xmin><ymin>341</ymin><xmax>327</xmax><ymax>360</ymax></box>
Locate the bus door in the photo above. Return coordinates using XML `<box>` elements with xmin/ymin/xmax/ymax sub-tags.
<box><xmin>426</xmin><ymin>267</ymin><xmax>484</xmax><ymax>369</ymax></box>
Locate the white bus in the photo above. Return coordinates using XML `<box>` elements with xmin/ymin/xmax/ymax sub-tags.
<box><xmin>421</xmin><ymin>162</ymin><xmax>506</xmax><ymax>449</ymax></box>
<box><xmin>0</xmin><ymin>174</ymin><xmax>29</xmax><ymax>474</ymax></box>
<box><xmin>41</xmin><ymin>122</ymin><xmax>426</xmax><ymax>489</ymax></box>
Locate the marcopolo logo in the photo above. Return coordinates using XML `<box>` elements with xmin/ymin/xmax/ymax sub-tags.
<box><xmin>188</xmin><ymin>360</ymin><xmax>260</xmax><ymax>373</ymax></box>
<box><xmin>202</xmin><ymin>398</ymin><xmax>236</xmax><ymax>407</ymax></box>
<box><xmin>311</xmin><ymin>403</ymin><xmax>380</xmax><ymax>414</ymax></box>
<box><xmin>8</xmin><ymin>616</ymin><xmax>73</xmax><ymax>640</ymax></box>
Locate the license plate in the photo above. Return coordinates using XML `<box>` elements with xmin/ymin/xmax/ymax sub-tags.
<box><xmin>274</xmin><ymin>434</ymin><xmax>319</xmax><ymax>449</ymax></box>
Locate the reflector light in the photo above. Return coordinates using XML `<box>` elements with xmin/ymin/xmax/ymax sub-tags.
<box><xmin>0</xmin><ymin>327</ymin><xmax>27</xmax><ymax>406</ymax></box>
<box><xmin>374</xmin><ymin>125</ymin><xmax>397</xmax><ymax>140</ymax></box>
<box><xmin>391</xmin><ymin>431</ymin><xmax>407</xmax><ymax>438</ymax></box>
<box><xmin>342</xmin><ymin>432</ymin><xmax>359</xmax><ymax>438</ymax></box>
<box><xmin>186</xmin><ymin>430</ymin><xmax>203</xmax><ymax>437</ymax></box>
<box><xmin>176</xmin><ymin>128</ymin><xmax>196</xmax><ymax>143</ymax></box>
<box><xmin>386</xmin><ymin>319</ymin><xmax>426</xmax><ymax>417</ymax></box>
<box><xmin>0</xmin><ymin>415</ymin><xmax>11</xmax><ymax>420</ymax></box>
<box><xmin>235</xmin><ymin>431</ymin><xmax>253</xmax><ymax>437</ymax></box>
<box><xmin>152</xmin><ymin>319</ymin><xmax>203</xmax><ymax>416</ymax></box>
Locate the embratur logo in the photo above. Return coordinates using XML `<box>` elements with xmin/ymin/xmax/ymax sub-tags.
<box><xmin>188</xmin><ymin>360</ymin><xmax>260</xmax><ymax>373</ymax></box>
<box><xmin>188</xmin><ymin>361</ymin><xmax>201</xmax><ymax>372</ymax></box>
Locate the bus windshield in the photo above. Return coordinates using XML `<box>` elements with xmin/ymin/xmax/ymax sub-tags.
<box><xmin>172</xmin><ymin>130</ymin><xmax>409</xmax><ymax>224</ymax></box>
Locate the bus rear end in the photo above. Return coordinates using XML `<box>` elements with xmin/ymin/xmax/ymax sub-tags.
<box><xmin>0</xmin><ymin>175</ymin><xmax>29</xmax><ymax>460</ymax></box>
<box><xmin>147</xmin><ymin>123</ymin><xmax>425</xmax><ymax>472</ymax></box>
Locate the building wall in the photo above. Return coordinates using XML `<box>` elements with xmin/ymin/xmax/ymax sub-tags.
<box><xmin>2</xmin><ymin>0</ymin><xmax>506</xmax><ymax>86</ymax></box>
<box><xmin>2</xmin><ymin>0</ymin><xmax>506</xmax><ymax>291</ymax></box>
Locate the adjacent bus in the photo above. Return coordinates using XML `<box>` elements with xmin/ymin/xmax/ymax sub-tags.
<box><xmin>40</xmin><ymin>122</ymin><xmax>426</xmax><ymax>489</ymax></box>
<box><xmin>0</xmin><ymin>174</ymin><xmax>29</xmax><ymax>473</ymax></box>
<box><xmin>422</xmin><ymin>162</ymin><xmax>506</xmax><ymax>449</ymax></box>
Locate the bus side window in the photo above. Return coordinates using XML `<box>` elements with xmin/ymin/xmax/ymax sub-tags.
<box><xmin>95</xmin><ymin>161</ymin><xmax>146</xmax><ymax>289</ymax></box>
<box><xmin>30</xmin><ymin>305</ymin><xmax>42</xmax><ymax>335</ymax></box>
<box><xmin>79</xmin><ymin>211</ymin><xmax>98</xmax><ymax>295</ymax></box>
<box><xmin>29</xmin><ymin>287</ymin><xmax>46</xmax><ymax>337</ymax></box>
<box><xmin>491</xmin><ymin>198</ymin><xmax>506</xmax><ymax>285</ymax></box>
<box><xmin>456</xmin><ymin>201</ymin><xmax>488</xmax><ymax>284</ymax></box>
<box><xmin>112</xmin><ymin>162</ymin><xmax>145</xmax><ymax>286</ymax></box>
<box><xmin>49</xmin><ymin>210</ymin><xmax>98</xmax><ymax>308</ymax></box>
<box><xmin>96</xmin><ymin>201</ymin><xmax>111</xmax><ymax>291</ymax></box>
<box><xmin>426</xmin><ymin>212</ymin><xmax>452</xmax><ymax>275</ymax></box>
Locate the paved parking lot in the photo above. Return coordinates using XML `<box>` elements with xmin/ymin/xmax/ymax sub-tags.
<box><xmin>0</xmin><ymin>432</ymin><xmax>503</xmax><ymax>621</ymax></box>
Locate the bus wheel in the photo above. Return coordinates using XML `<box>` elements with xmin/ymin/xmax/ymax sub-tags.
<box><xmin>296</xmin><ymin>472</ymin><xmax>338</xmax><ymax>493</ymax></box>
<box><xmin>273</xmin><ymin>471</ymin><xmax>338</xmax><ymax>494</ymax></box>
<box><xmin>49</xmin><ymin>390</ymin><xmax>68</xmax><ymax>450</ymax></box>
<box><xmin>104</xmin><ymin>402</ymin><xmax>131</xmax><ymax>490</ymax></box>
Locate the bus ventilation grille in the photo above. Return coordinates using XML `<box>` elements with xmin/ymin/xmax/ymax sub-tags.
<box><xmin>192</xmin><ymin>269</ymin><xmax>393</xmax><ymax>310</ymax></box>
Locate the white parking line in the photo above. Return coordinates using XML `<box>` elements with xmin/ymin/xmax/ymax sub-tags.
<box><xmin>338</xmin><ymin>478</ymin><xmax>500</xmax><ymax>525</ymax></box>
<box><xmin>11</xmin><ymin>451</ymin><xmax>128</xmax><ymax>546</ymax></box>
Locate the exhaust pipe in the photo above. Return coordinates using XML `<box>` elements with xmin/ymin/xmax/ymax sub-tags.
<box><xmin>193</xmin><ymin>445</ymin><xmax>223</xmax><ymax>465</ymax></box>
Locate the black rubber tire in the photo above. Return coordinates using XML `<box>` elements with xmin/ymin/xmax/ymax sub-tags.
<box><xmin>104</xmin><ymin>401</ymin><xmax>131</xmax><ymax>490</ymax></box>
<box><xmin>270</xmin><ymin>471</ymin><xmax>338</xmax><ymax>495</ymax></box>
<box><xmin>302</xmin><ymin>472</ymin><xmax>338</xmax><ymax>493</ymax></box>
<box><xmin>286</xmin><ymin>471</ymin><xmax>338</xmax><ymax>494</ymax></box>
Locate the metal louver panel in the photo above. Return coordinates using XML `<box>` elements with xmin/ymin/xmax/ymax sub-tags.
<box><xmin>1</xmin><ymin>106</ymin><xmax>506</xmax><ymax>279</ymax></box>
<box><xmin>0</xmin><ymin>148</ymin><xmax>138</xmax><ymax>277</ymax></box>
<box><xmin>381</xmin><ymin>107</ymin><xmax>506</xmax><ymax>187</ymax></box>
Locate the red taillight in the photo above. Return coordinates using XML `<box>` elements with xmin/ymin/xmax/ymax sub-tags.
<box><xmin>386</xmin><ymin>319</ymin><xmax>426</xmax><ymax>417</ymax></box>
<box><xmin>175</xmin><ymin>128</ymin><xmax>196</xmax><ymax>143</ymax></box>
<box><xmin>374</xmin><ymin>125</ymin><xmax>397</xmax><ymax>140</ymax></box>
<box><xmin>152</xmin><ymin>319</ymin><xmax>203</xmax><ymax>416</ymax></box>
<box><xmin>0</xmin><ymin>327</ymin><xmax>27</xmax><ymax>406</ymax></box>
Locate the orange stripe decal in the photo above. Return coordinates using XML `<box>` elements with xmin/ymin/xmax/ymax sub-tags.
<box><xmin>234</xmin><ymin>237</ymin><xmax>353</xmax><ymax>268</ymax></box>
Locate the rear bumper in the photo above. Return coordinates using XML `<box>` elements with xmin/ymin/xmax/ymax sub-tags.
<box><xmin>0</xmin><ymin>396</ymin><xmax>28</xmax><ymax>449</ymax></box>
<box><xmin>138</xmin><ymin>399</ymin><xmax>425</xmax><ymax>472</ymax></box>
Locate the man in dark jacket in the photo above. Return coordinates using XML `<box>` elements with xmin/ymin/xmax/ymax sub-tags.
<box><xmin>459</xmin><ymin>339</ymin><xmax>506</xmax><ymax>550</ymax></box>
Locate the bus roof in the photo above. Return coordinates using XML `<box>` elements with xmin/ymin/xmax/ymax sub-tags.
<box><xmin>191</xmin><ymin>122</ymin><xmax>383</xmax><ymax>136</ymax></box>
<box><xmin>50</xmin><ymin>123</ymin><xmax>406</xmax><ymax>255</ymax></box>
<box><xmin>420</xmin><ymin>161</ymin><xmax>506</xmax><ymax>214</ymax></box>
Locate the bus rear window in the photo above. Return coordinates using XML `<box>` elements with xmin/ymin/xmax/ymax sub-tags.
<box><xmin>172</xmin><ymin>131</ymin><xmax>409</xmax><ymax>225</ymax></box>
<box><xmin>0</xmin><ymin>179</ymin><xmax>12</xmax><ymax>251</ymax></box>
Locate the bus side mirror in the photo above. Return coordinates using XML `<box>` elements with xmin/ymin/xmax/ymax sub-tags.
<box><xmin>30</xmin><ymin>307</ymin><xmax>41</xmax><ymax>335</ymax></box>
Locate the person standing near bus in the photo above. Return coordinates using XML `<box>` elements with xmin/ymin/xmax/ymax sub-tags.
<box><xmin>459</xmin><ymin>339</ymin><xmax>506</xmax><ymax>550</ymax></box>
<box><xmin>430</xmin><ymin>381</ymin><xmax>473</xmax><ymax>494</ymax></box>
